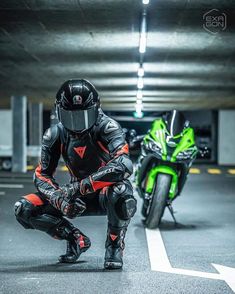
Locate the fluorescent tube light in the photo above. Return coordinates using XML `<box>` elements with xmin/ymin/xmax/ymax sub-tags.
<box><xmin>137</xmin><ymin>77</ymin><xmax>144</xmax><ymax>89</ymax></box>
<box><xmin>138</xmin><ymin>67</ymin><xmax>145</xmax><ymax>77</ymax></box>
<box><xmin>139</xmin><ymin>34</ymin><xmax>146</xmax><ymax>53</ymax></box>
<box><xmin>137</xmin><ymin>90</ymin><xmax>143</xmax><ymax>99</ymax></box>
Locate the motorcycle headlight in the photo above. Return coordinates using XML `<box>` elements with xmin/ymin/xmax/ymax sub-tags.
<box><xmin>176</xmin><ymin>149</ymin><xmax>195</xmax><ymax>160</ymax></box>
<box><xmin>146</xmin><ymin>140</ymin><xmax>162</xmax><ymax>154</ymax></box>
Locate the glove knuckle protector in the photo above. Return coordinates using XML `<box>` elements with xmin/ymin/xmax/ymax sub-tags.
<box><xmin>65</xmin><ymin>198</ymin><xmax>86</xmax><ymax>218</ymax></box>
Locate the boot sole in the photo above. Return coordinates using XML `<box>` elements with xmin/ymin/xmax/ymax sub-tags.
<box><xmin>104</xmin><ymin>261</ymin><xmax>123</xmax><ymax>270</ymax></box>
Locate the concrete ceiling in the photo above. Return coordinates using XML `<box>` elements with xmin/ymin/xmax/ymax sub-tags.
<box><xmin>0</xmin><ymin>0</ymin><xmax>235</xmax><ymax>112</ymax></box>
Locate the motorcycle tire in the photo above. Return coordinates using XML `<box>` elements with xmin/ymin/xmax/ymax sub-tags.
<box><xmin>144</xmin><ymin>173</ymin><xmax>171</xmax><ymax>229</ymax></box>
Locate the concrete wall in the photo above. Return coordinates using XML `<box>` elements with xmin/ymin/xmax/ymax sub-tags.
<box><xmin>218</xmin><ymin>110</ymin><xmax>235</xmax><ymax>165</ymax></box>
<box><xmin>0</xmin><ymin>110</ymin><xmax>12</xmax><ymax>147</ymax></box>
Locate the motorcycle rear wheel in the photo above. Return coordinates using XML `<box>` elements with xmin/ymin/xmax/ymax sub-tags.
<box><xmin>144</xmin><ymin>173</ymin><xmax>171</xmax><ymax>229</ymax></box>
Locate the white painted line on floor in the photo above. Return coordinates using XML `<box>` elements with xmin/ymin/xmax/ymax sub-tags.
<box><xmin>145</xmin><ymin>227</ymin><xmax>171</xmax><ymax>269</ymax></box>
<box><xmin>146</xmin><ymin>228</ymin><xmax>235</xmax><ymax>292</ymax></box>
<box><xmin>212</xmin><ymin>264</ymin><xmax>235</xmax><ymax>292</ymax></box>
<box><xmin>0</xmin><ymin>184</ymin><xmax>24</xmax><ymax>189</ymax></box>
<box><xmin>0</xmin><ymin>191</ymin><xmax>6</xmax><ymax>195</ymax></box>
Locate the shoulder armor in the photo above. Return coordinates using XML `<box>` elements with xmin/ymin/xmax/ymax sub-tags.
<box><xmin>42</xmin><ymin>124</ymin><xmax>60</xmax><ymax>147</ymax></box>
<box><xmin>99</xmin><ymin>115</ymin><xmax>123</xmax><ymax>138</ymax></box>
<box><xmin>98</xmin><ymin>115</ymin><xmax>126</xmax><ymax>153</ymax></box>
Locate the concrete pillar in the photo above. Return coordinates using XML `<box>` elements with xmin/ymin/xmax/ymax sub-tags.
<box><xmin>218</xmin><ymin>110</ymin><xmax>235</xmax><ymax>165</ymax></box>
<box><xmin>29</xmin><ymin>102</ymin><xmax>43</xmax><ymax>146</ymax></box>
<box><xmin>11</xmin><ymin>96</ymin><xmax>27</xmax><ymax>173</ymax></box>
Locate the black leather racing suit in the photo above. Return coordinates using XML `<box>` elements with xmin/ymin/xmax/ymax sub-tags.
<box><xmin>14</xmin><ymin>110</ymin><xmax>137</xmax><ymax>244</ymax></box>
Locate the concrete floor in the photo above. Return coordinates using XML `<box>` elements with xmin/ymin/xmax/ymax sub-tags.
<box><xmin>0</xmin><ymin>170</ymin><xmax>235</xmax><ymax>294</ymax></box>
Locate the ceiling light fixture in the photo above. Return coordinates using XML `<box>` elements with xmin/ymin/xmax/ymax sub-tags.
<box><xmin>137</xmin><ymin>90</ymin><xmax>143</xmax><ymax>99</ymax></box>
<box><xmin>134</xmin><ymin>102</ymin><xmax>144</xmax><ymax>118</ymax></box>
<box><xmin>135</xmin><ymin>103</ymin><xmax>142</xmax><ymax>112</ymax></box>
<box><xmin>135</xmin><ymin>103</ymin><xmax>143</xmax><ymax>116</ymax></box>
<box><xmin>139</xmin><ymin>11</ymin><xmax>147</xmax><ymax>54</ymax></box>
<box><xmin>134</xmin><ymin>4</ymin><xmax>148</xmax><ymax>119</ymax></box>
<box><xmin>137</xmin><ymin>77</ymin><xmax>144</xmax><ymax>89</ymax></box>
<box><xmin>138</xmin><ymin>66</ymin><xmax>145</xmax><ymax>77</ymax></box>
<box><xmin>136</xmin><ymin>99</ymin><xmax>142</xmax><ymax>105</ymax></box>
<box><xmin>139</xmin><ymin>34</ymin><xmax>147</xmax><ymax>53</ymax></box>
<box><xmin>134</xmin><ymin>111</ymin><xmax>144</xmax><ymax>119</ymax></box>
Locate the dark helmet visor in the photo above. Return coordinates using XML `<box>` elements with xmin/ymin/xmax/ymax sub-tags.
<box><xmin>57</xmin><ymin>104</ymin><xmax>98</xmax><ymax>132</ymax></box>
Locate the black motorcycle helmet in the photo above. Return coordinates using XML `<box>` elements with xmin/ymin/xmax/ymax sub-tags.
<box><xmin>164</xmin><ymin>110</ymin><xmax>188</xmax><ymax>137</ymax></box>
<box><xmin>55</xmin><ymin>79</ymin><xmax>100</xmax><ymax>132</ymax></box>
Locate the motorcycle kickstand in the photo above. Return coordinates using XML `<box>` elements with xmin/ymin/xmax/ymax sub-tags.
<box><xmin>167</xmin><ymin>203</ymin><xmax>177</xmax><ymax>226</ymax></box>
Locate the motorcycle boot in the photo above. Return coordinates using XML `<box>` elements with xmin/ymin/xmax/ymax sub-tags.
<box><xmin>104</xmin><ymin>226</ymin><xmax>127</xmax><ymax>270</ymax></box>
<box><xmin>59</xmin><ymin>228</ymin><xmax>91</xmax><ymax>263</ymax></box>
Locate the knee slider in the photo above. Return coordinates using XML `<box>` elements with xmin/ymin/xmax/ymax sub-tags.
<box><xmin>113</xmin><ymin>182</ymin><xmax>136</xmax><ymax>220</ymax></box>
<box><xmin>14</xmin><ymin>199</ymin><xmax>34</xmax><ymax>229</ymax></box>
<box><xmin>115</xmin><ymin>194</ymin><xmax>137</xmax><ymax>220</ymax></box>
<box><xmin>109</xmin><ymin>181</ymin><xmax>137</xmax><ymax>221</ymax></box>
<box><xmin>14</xmin><ymin>200</ymin><xmax>23</xmax><ymax>216</ymax></box>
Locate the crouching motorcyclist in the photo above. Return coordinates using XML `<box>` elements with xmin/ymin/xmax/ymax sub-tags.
<box><xmin>14</xmin><ymin>79</ymin><xmax>137</xmax><ymax>269</ymax></box>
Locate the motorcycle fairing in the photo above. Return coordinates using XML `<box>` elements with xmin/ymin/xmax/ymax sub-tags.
<box><xmin>171</xmin><ymin>127</ymin><xmax>198</xmax><ymax>163</ymax></box>
<box><xmin>143</xmin><ymin>119</ymin><xmax>197</xmax><ymax>163</ymax></box>
<box><xmin>145</xmin><ymin>165</ymin><xmax>178</xmax><ymax>200</ymax></box>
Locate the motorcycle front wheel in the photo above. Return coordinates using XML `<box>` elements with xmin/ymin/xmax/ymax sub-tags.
<box><xmin>144</xmin><ymin>173</ymin><xmax>172</xmax><ymax>229</ymax></box>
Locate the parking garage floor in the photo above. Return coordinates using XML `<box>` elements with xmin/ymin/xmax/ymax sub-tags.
<box><xmin>0</xmin><ymin>168</ymin><xmax>235</xmax><ymax>294</ymax></box>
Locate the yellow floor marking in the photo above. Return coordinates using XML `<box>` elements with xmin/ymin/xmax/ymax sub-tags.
<box><xmin>207</xmin><ymin>168</ymin><xmax>222</xmax><ymax>175</ymax></box>
<box><xmin>228</xmin><ymin>169</ymin><xmax>235</xmax><ymax>175</ymax></box>
<box><xmin>27</xmin><ymin>165</ymin><xmax>34</xmax><ymax>171</ymax></box>
<box><xmin>60</xmin><ymin>166</ymin><xmax>68</xmax><ymax>171</ymax></box>
<box><xmin>189</xmin><ymin>168</ymin><xmax>201</xmax><ymax>174</ymax></box>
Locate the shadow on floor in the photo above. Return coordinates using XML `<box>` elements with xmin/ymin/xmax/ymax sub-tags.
<box><xmin>0</xmin><ymin>256</ymin><xmax>125</xmax><ymax>273</ymax></box>
<box><xmin>0</xmin><ymin>262</ymin><xmax>117</xmax><ymax>273</ymax></box>
<box><xmin>133</xmin><ymin>219</ymin><xmax>221</xmax><ymax>231</ymax></box>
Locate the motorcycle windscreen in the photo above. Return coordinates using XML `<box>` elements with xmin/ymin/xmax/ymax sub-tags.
<box><xmin>166</xmin><ymin>110</ymin><xmax>186</xmax><ymax>137</ymax></box>
<box><xmin>58</xmin><ymin>105</ymin><xmax>98</xmax><ymax>132</ymax></box>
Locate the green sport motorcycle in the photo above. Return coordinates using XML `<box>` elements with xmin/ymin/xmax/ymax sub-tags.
<box><xmin>136</xmin><ymin>110</ymin><xmax>198</xmax><ymax>229</ymax></box>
